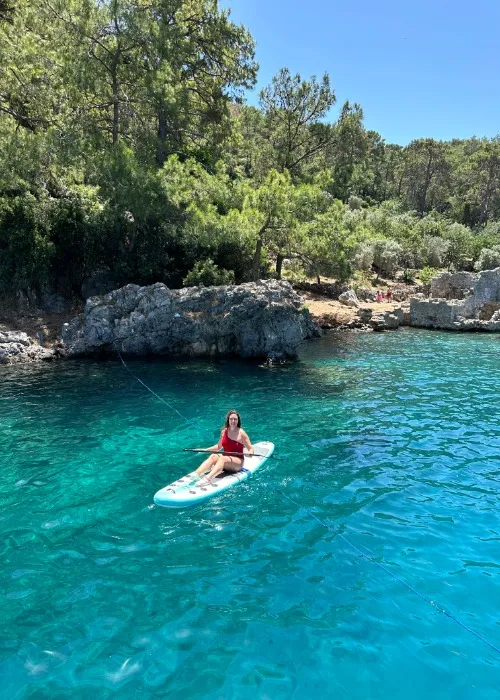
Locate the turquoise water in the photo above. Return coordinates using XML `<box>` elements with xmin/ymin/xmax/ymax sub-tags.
<box><xmin>1</xmin><ymin>328</ymin><xmax>500</xmax><ymax>699</ymax></box>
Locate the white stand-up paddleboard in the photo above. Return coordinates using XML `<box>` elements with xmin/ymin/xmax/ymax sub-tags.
<box><xmin>154</xmin><ymin>441</ymin><xmax>274</xmax><ymax>508</ymax></box>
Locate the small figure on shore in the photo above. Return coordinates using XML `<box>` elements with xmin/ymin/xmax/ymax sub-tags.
<box><xmin>376</xmin><ymin>290</ymin><xmax>383</xmax><ymax>303</ymax></box>
<box><xmin>191</xmin><ymin>410</ymin><xmax>253</xmax><ymax>486</ymax></box>
<box><xmin>386</xmin><ymin>288</ymin><xmax>392</xmax><ymax>302</ymax></box>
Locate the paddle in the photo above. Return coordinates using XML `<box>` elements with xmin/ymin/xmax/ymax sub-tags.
<box><xmin>183</xmin><ymin>448</ymin><xmax>282</xmax><ymax>461</ymax></box>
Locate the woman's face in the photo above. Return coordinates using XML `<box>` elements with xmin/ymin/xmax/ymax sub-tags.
<box><xmin>228</xmin><ymin>413</ymin><xmax>239</xmax><ymax>429</ymax></box>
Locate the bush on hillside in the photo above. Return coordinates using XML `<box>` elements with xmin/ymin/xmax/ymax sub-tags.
<box><xmin>419</xmin><ymin>266</ymin><xmax>442</xmax><ymax>285</ymax></box>
<box><xmin>183</xmin><ymin>259</ymin><xmax>235</xmax><ymax>287</ymax></box>
<box><xmin>474</xmin><ymin>245</ymin><xmax>500</xmax><ymax>271</ymax></box>
<box><xmin>423</xmin><ymin>236</ymin><xmax>450</xmax><ymax>268</ymax></box>
<box><xmin>0</xmin><ymin>193</ymin><xmax>54</xmax><ymax>291</ymax></box>
<box><xmin>353</xmin><ymin>241</ymin><xmax>374</xmax><ymax>272</ymax></box>
<box><xmin>372</xmin><ymin>239</ymin><xmax>403</xmax><ymax>278</ymax></box>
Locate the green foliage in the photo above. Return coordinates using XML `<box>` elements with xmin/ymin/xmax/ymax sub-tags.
<box><xmin>327</xmin><ymin>102</ymin><xmax>369</xmax><ymax>201</ymax></box>
<box><xmin>419</xmin><ymin>266</ymin><xmax>441</xmax><ymax>285</ymax></box>
<box><xmin>348</xmin><ymin>195</ymin><xmax>365</xmax><ymax>210</ymax></box>
<box><xmin>474</xmin><ymin>246</ymin><xmax>500</xmax><ymax>271</ymax></box>
<box><xmin>0</xmin><ymin>193</ymin><xmax>54</xmax><ymax>290</ymax></box>
<box><xmin>258</xmin><ymin>68</ymin><xmax>336</xmax><ymax>178</ymax></box>
<box><xmin>422</xmin><ymin>236</ymin><xmax>450</xmax><ymax>268</ymax></box>
<box><xmin>301</xmin><ymin>202</ymin><xmax>358</xmax><ymax>282</ymax></box>
<box><xmin>442</xmin><ymin>223</ymin><xmax>474</xmax><ymax>269</ymax></box>
<box><xmin>372</xmin><ymin>239</ymin><xmax>404</xmax><ymax>278</ymax></box>
<box><xmin>2</xmin><ymin>0</ymin><xmax>500</xmax><ymax>297</ymax></box>
<box><xmin>402</xmin><ymin>269</ymin><xmax>417</xmax><ymax>284</ymax></box>
<box><xmin>0</xmin><ymin>0</ymin><xmax>14</xmax><ymax>24</ymax></box>
<box><xmin>183</xmin><ymin>259</ymin><xmax>235</xmax><ymax>287</ymax></box>
<box><xmin>354</xmin><ymin>241</ymin><xmax>375</xmax><ymax>272</ymax></box>
<box><xmin>352</xmin><ymin>269</ymin><xmax>373</xmax><ymax>290</ymax></box>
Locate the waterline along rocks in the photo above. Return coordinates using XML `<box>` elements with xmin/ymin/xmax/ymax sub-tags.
<box><xmin>410</xmin><ymin>267</ymin><xmax>500</xmax><ymax>330</ymax></box>
<box><xmin>62</xmin><ymin>280</ymin><xmax>320</xmax><ymax>360</ymax></box>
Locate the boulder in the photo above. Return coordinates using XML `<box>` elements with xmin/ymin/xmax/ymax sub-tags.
<box><xmin>62</xmin><ymin>280</ymin><xmax>320</xmax><ymax>360</ymax></box>
<box><xmin>369</xmin><ymin>308</ymin><xmax>403</xmax><ymax>332</ymax></box>
<box><xmin>399</xmin><ymin>302</ymin><xmax>411</xmax><ymax>326</ymax></box>
<box><xmin>338</xmin><ymin>289</ymin><xmax>360</xmax><ymax>308</ymax></box>
<box><xmin>357</xmin><ymin>308</ymin><xmax>373</xmax><ymax>324</ymax></box>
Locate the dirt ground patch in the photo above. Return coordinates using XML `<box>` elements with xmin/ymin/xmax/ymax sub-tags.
<box><xmin>0</xmin><ymin>308</ymin><xmax>78</xmax><ymax>348</ymax></box>
<box><xmin>300</xmin><ymin>290</ymin><xmax>397</xmax><ymax>326</ymax></box>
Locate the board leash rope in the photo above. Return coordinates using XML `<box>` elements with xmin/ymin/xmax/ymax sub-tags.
<box><xmin>183</xmin><ymin>448</ymin><xmax>282</xmax><ymax>461</ymax></box>
<box><xmin>276</xmin><ymin>487</ymin><xmax>500</xmax><ymax>657</ymax></box>
<box><xmin>113</xmin><ymin>341</ymin><xmax>210</xmax><ymax>438</ymax></box>
<box><xmin>112</xmin><ymin>338</ymin><xmax>500</xmax><ymax>656</ymax></box>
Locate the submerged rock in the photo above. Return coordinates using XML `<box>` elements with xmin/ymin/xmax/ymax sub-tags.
<box><xmin>62</xmin><ymin>280</ymin><xmax>320</xmax><ymax>360</ymax></box>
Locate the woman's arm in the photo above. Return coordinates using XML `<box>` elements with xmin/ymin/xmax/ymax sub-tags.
<box><xmin>241</xmin><ymin>430</ymin><xmax>254</xmax><ymax>455</ymax></box>
<box><xmin>203</xmin><ymin>430</ymin><xmax>225</xmax><ymax>452</ymax></box>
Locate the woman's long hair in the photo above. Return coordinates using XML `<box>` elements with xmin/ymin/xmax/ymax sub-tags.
<box><xmin>223</xmin><ymin>410</ymin><xmax>241</xmax><ymax>429</ymax></box>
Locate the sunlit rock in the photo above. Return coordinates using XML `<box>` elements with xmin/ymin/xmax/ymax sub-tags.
<box><xmin>411</xmin><ymin>267</ymin><xmax>500</xmax><ymax>331</ymax></box>
<box><xmin>62</xmin><ymin>280</ymin><xmax>320</xmax><ymax>360</ymax></box>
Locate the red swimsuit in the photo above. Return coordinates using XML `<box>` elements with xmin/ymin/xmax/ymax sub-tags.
<box><xmin>221</xmin><ymin>428</ymin><xmax>244</xmax><ymax>456</ymax></box>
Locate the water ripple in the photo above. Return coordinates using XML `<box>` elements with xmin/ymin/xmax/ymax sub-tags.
<box><xmin>1</xmin><ymin>333</ymin><xmax>500</xmax><ymax>697</ymax></box>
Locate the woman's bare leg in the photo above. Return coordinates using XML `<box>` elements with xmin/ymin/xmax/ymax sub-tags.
<box><xmin>191</xmin><ymin>454</ymin><xmax>218</xmax><ymax>478</ymax></box>
<box><xmin>204</xmin><ymin>456</ymin><xmax>243</xmax><ymax>482</ymax></box>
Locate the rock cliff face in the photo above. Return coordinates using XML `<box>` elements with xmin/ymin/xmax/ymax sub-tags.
<box><xmin>410</xmin><ymin>268</ymin><xmax>500</xmax><ymax>330</ymax></box>
<box><xmin>62</xmin><ymin>280</ymin><xmax>320</xmax><ymax>360</ymax></box>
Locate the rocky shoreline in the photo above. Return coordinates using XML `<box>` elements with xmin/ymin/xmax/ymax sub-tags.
<box><xmin>2</xmin><ymin>268</ymin><xmax>500</xmax><ymax>365</ymax></box>
<box><xmin>61</xmin><ymin>279</ymin><xmax>319</xmax><ymax>360</ymax></box>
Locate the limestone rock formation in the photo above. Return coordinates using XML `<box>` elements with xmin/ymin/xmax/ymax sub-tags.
<box><xmin>62</xmin><ymin>280</ymin><xmax>320</xmax><ymax>360</ymax></box>
<box><xmin>430</xmin><ymin>272</ymin><xmax>476</xmax><ymax>300</ymax></box>
<box><xmin>338</xmin><ymin>289</ymin><xmax>360</xmax><ymax>308</ymax></box>
<box><xmin>369</xmin><ymin>308</ymin><xmax>404</xmax><ymax>332</ymax></box>
<box><xmin>0</xmin><ymin>331</ymin><xmax>55</xmax><ymax>364</ymax></box>
<box><xmin>411</xmin><ymin>268</ymin><xmax>500</xmax><ymax>330</ymax></box>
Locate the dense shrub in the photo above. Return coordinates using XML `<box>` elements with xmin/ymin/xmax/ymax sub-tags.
<box><xmin>183</xmin><ymin>259</ymin><xmax>235</xmax><ymax>287</ymax></box>
<box><xmin>0</xmin><ymin>194</ymin><xmax>53</xmax><ymax>291</ymax></box>
<box><xmin>353</xmin><ymin>241</ymin><xmax>374</xmax><ymax>272</ymax></box>
<box><xmin>372</xmin><ymin>239</ymin><xmax>403</xmax><ymax>278</ymax></box>
<box><xmin>419</xmin><ymin>266</ymin><xmax>442</xmax><ymax>285</ymax></box>
<box><xmin>474</xmin><ymin>245</ymin><xmax>500</xmax><ymax>271</ymax></box>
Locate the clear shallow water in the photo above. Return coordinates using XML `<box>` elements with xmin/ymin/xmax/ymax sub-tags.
<box><xmin>1</xmin><ymin>328</ymin><xmax>500</xmax><ymax>699</ymax></box>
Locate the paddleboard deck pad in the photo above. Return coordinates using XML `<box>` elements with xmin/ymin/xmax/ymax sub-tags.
<box><xmin>154</xmin><ymin>441</ymin><xmax>274</xmax><ymax>508</ymax></box>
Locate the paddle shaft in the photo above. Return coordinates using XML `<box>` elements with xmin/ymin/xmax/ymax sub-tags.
<box><xmin>183</xmin><ymin>448</ymin><xmax>280</xmax><ymax>460</ymax></box>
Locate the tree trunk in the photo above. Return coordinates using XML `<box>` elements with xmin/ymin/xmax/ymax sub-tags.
<box><xmin>419</xmin><ymin>151</ymin><xmax>434</xmax><ymax>217</ymax></box>
<box><xmin>478</xmin><ymin>162</ymin><xmax>496</xmax><ymax>226</ymax></box>
<box><xmin>275</xmin><ymin>252</ymin><xmax>285</xmax><ymax>279</ymax></box>
<box><xmin>156</xmin><ymin>105</ymin><xmax>167</xmax><ymax>167</ymax></box>
<box><xmin>111</xmin><ymin>48</ymin><xmax>121</xmax><ymax>145</ymax></box>
<box><xmin>252</xmin><ymin>236</ymin><xmax>263</xmax><ymax>281</ymax></box>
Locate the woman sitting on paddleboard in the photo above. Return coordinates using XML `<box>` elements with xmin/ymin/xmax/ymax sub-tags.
<box><xmin>192</xmin><ymin>410</ymin><xmax>253</xmax><ymax>485</ymax></box>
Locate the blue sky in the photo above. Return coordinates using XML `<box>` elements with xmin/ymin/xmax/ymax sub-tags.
<box><xmin>223</xmin><ymin>0</ymin><xmax>500</xmax><ymax>145</ymax></box>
